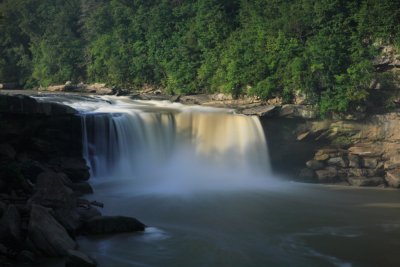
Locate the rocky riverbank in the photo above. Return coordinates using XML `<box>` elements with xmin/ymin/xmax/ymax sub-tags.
<box><xmin>0</xmin><ymin>94</ymin><xmax>145</xmax><ymax>266</ymax></box>
<box><xmin>297</xmin><ymin>113</ymin><xmax>400</xmax><ymax>188</ymax></box>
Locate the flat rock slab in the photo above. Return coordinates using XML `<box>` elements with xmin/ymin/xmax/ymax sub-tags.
<box><xmin>241</xmin><ymin>105</ymin><xmax>277</xmax><ymax>117</ymax></box>
<box><xmin>83</xmin><ymin>216</ymin><xmax>145</xmax><ymax>235</ymax></box>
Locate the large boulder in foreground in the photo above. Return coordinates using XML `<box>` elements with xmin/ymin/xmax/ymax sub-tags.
<box><xmin>83</xmin><ymin>216</ymin><xmax>145</xmax><ymax>235</ymax></box>
<box><xmin>28</xmin><ymin>205</ymin><xmax>76</xmax><ymax>256</ymax></box>
<box><xmin>65</xmin><ymin>250</ymin><xmax>97</xmax><ymax>267</ymax></box>
<box><xmin>0</xmin><ymin>205</ymin><xmax>22</xmax><ymax>248</ymax></box>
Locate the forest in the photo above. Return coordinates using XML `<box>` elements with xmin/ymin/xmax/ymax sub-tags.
<box><xmin>0</xmin><ymin>0</ymin><xmax>399</xmax><ymax>114</ymax></box>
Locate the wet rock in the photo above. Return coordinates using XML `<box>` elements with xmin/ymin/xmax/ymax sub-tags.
<box><xmin>83</xmin><ymin>216</ymin><xmax>145</xmax><ymax>235</ymax></box>
<box><xmin>385</xmin><ymin>169</ymin><xmax>400</xmax><ymax>188</ymax></box>
<box><xmin>65</xmin><ymin>250</ymin><xmax>96</xmax><ymax>267</ymax></box>
<box><xmin>327</xmin><ymin>157</ymin><xmax>347</xmax><ymax>168</ymax></box>
<box><xmin>0</xmin><ymin>205</ymin><xmax>22</xmax><ymax>248</ymax></box>
<box><xmin>28</xmin><ymin>204</ymin><xmax>76</xmax><ymax>256</ymax></box>
<box><xmin>0</xmin><ymin>144</ymin><xmax>16</xmax><ymax>162</ymax></box>
<box><xmin>348</xmin><ymin>177</ymin><xmax>385</xmax><ymax>187</ymax></box>
<box><xmin>242</xmin><ymin>105</ymin><xmax>277</xmax><ymax>117</ymax></box>
<box><xmin>315</xmin><ymin>167</ymin><xmax>338</xmax><ymax>181</ymax></box>
<box><xmin>306</xmin><ymin>160</ymin><xmax>324</xmax><ymax>170</ymax></box>
<box><xmin>77</xmin><ymin>206</ymin><xmax>102</xmax><ymax>222</ymax></box>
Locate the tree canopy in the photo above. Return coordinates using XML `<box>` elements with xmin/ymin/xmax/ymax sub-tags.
<box><xmin>0</xmin><ymin>0</ymin><xmax>399</xmax><ymax>115</ymax></box>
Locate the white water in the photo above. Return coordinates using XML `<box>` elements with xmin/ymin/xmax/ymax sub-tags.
<box><xmin>38</xmin><ymin>95</ymin><xmax>273</xmax><ymax>194</ymax></box>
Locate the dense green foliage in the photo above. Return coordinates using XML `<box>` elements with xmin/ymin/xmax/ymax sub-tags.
<box><xmin>1</xmin><ymin>0</ymin><xmax>399</xmax><ymax>114</ymax></box>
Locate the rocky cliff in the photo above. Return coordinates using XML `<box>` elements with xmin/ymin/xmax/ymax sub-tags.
<box><xmin>0</xmin><ymin>94</ymin><xmax>145</xmax><ymax>266</ymax></box>
<box><xmin>297</xmin><ymin>112</ymin><xmax>400</xmax><ymax>188</ymax></box>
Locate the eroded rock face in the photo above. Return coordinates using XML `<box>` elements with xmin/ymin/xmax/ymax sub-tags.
<box><xmin>28</xmin><ymin>205</ymin><xmax>76</xmax><ymax>256</ymax></box>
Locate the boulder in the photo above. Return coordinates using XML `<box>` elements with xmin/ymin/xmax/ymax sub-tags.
<box><xmin>241</xmin><ymin>105</ymin><xmax>277</xmax><ymax>117</ymax></box>
<box><xmin>30</xmin><ymin>171</ymin><xmax>76</xmax><ymax>209</ymax></box>
<box><xmin>0</xmin><ymin>205</ymin><xmax>22</xmax><ymax>248</ymax></box>
<box><xmin>0</xmin><ymin>144</ymin><xmax>16</xmax><ymax>162</ymax></box>
<box><xmin>314</xmin><ymin>153</ymin><xmax>329</xmax><ymax>161</ymax></box>
<box><xmin>30</xmin><ymin>171</ymin><xmax>80</xmax><ymax>232</ymax></box>
<box><xmin>306</xmin><ymin>160</ymin><xmax>324</xmax><ymax>170</ymax></box>
<box><xmin>77</xmin><ymin>206</ymin><xmax>102</xmax><ymax>222</ymax></box>
<box><xmin>28</xmin><ymin>204</ymin><xmax>76</xmax><ymax>256</ymax></box>
<box><xmin>327</xmin><ymin>157</ymin><xmax>347</xmax><ymax>168</ymax></box>
<box><xmin>385</xmin><ymin>169</ymin><xmax>400</xmax><ymax>188</ymax></box>
<box><xmin>53</xmin><ymin>208</ymin><xmax>82</xmax><ymax>234</ymax></box>
<box><xmin>65</xmin><ymin>250</ymin><xmax>97</xmax><ymax>267</ymax></box>
<box><xmin>348</xmin><ymin>177</ymin><xmax>385</xmax><ymax>187</ymax></box>
<box><xmin>83</xmin><ymin>216</ymin><xmax>145</xmax><ymax>235</ymax></box>
<box><xmin>315</xmin><ymin>167</ymin><xmax>338</xmax><ymax>181</ymax></box>
<box><xmin>296</xmin><ymin>131</ymin><xmax>310</xmax><ymax>141</ymax></box>
<box><xmin>59</xmin><ymin>158</ymin><xmax>90</xmax><ymax>182</ymax></box>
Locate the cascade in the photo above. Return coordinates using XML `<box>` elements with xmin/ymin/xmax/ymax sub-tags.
<box><xmin>40</xmin><ymin>95</ymin><xmax>272</xmax><ymax>193</ymax></box>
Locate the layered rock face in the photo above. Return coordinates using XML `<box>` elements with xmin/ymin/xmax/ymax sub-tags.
<box><xmin>299</xmin><ymin>112</ymin><xmax>400</xmax><ymax>187</ymax></box>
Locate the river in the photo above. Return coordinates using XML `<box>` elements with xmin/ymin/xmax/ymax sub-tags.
<box><xmin>34</xmin><ymin>94</ymin><xmax>400</xmax><ymax>267</ymax></box>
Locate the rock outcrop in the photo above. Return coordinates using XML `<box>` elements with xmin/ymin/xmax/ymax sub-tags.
<box><xmin>0</xmin><ymin>94</ymin><xmax>146</xmax><ymax>265</ymax></box>
<box><xmin>298</xmin><ymin>112</ymin><xmax>400</xmax><ymax>187</ymax></box>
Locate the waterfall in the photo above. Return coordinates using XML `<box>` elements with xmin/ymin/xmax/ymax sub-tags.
<box><xmin>40</xmin><ymin>95</ymin><xmax>272</xmax><ymax>193</ymax></box>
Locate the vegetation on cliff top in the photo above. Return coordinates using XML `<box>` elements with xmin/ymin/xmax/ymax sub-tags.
<box><xmin>0</xmin><ymin>0</ymin><xmax>399</xmax><ymax>114</ymax></box>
